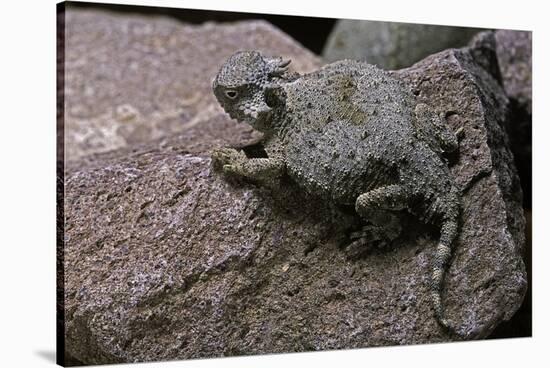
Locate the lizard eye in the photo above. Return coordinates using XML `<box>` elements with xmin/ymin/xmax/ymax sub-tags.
<box><xmin>225</xmin><ymin>90</ymin><xmax>238</xmax><ymax>99</ymax></box>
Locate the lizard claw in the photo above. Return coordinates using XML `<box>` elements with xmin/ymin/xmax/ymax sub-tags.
<box><xmin>222</xmin><ymin>164</ymin><xmax>237</xmax><ymax>174</ymax></box>
<box><xmin>211</xmin><ymin>147</ymin><xmax>245</xmax><ymax>170</ymax></box>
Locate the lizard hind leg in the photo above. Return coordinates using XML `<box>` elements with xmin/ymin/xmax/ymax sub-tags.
<box><xmin>346</xmin><ymin>185</ymin><xmax>410</xmax><ymax>257</ymax></box>
<box><xmin>431</xmin><ymin>217</ymin><xmax>458</xmax><ymax>332</ymax></box>
<box><xmin>355</xmin><ymin>184</ymin><xmax>410</xmax><ymax>215</ymax></box>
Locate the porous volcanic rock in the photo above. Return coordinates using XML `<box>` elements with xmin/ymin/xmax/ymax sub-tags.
<box><xmin>467</xmin><ymin>30</ymin><xmax>532</xmax><ymax>207</ymax></box>
<box><xmin>62</xmin><ymin>8</ymin><xmax>321</xmax><ymax>161</ymax></box>
<box><xmin>495</xmin><ymin>30</ymin><xmax>532</xmax><ymax>115</ymax></box>
<box><xmin>494</xmin><ymin>30</ymin><xmax>532</xmax><ymax>207</ymax></box>
<box><xmin>62</xmin><ymin>11</ymin><xmax>526</xmax><ymax>365</ymax></box>
<box><xmin>394</xmin><ymin>30</ymin><xmax>526</xmax><ymax>338</ymax></box>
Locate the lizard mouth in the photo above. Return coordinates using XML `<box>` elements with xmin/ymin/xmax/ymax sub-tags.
<box><xmin>237</xmin><ymin>103</ymin><xmax>272</xmax><ymax>127</ymax></box>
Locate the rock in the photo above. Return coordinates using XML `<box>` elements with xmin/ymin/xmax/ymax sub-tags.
<box><xmin>494</xmin><ymin>30</ymin><xmax>532</xmax><ymax>207</ymax></box>
<box><xmin>467</xmin><ymin>30</ymin><xmax>532</xmax><ymax>207</ymax></box>
<box><xmin>323</xmin><ymin>19</ymin><xmax>484</xmax><ymax>70</ymax></box>
<box><xmin>394</xmin><ymin>32</ymin><xmax>526</xmax><ymax>337</ymax></box>
<box><xmin>62</xmin><ymin>8</ymin><xmax>322</xmax><ymax>161</ymax></box>
<box><xmin>495</xmin><ymin>30</ymin><xmax>532</xmax><ymax>115</ymax></box>
<box><xmin>62</xmin><ymin>11</ymin><xmax>527</xmax><ymax>365</ymax></box>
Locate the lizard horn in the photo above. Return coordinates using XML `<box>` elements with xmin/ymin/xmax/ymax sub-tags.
<box><xmin>267</xmin><ymin>57</ymin><xmax>292</xmax><ymax>77</ymax></box>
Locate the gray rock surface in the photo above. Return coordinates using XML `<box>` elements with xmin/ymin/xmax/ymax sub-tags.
<box><xmin>63</xmin><ymin>8</ymin><xmax>321</xmax><ymax>161</ymax></box>
<box><xmin>323</xmin><ymin>19</ymin><xmax>484</xmax><ymax>70</ymax></box>
<box><xmin>62</xmin><ymin>10</ymin><xmax>526</xmax><ymax>365</ymax></box>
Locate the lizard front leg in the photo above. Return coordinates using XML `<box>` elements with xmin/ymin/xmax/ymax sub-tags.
<box><xmin>211</xmin><ymin>147</ymin><xmax>286</xmax><ymax>182</ymax></box>
<box><xmin>224</xmin><ymin>157</ymin><xmax>285</xmax><ymax>182</ymax></box>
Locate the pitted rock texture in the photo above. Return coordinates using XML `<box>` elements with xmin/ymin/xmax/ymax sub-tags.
<box><xmin>62</xmin><ymin>12</ymin><xmax>526</xmax><ymax>366</ymax></box>
<box><xmin>394</xmin><ymin>36</ymin><xmax>527</xmax><ymax>335</ymax></box>
<box><xmin>494</xmin><ymin>30</ymin><xmax>532</xmax><ymax>207</ymax></box>
<box><xmin>62</xmin><ymin>8</ymin><xmax>321</xmax><ymax>161</ymax></box>
<box><xmin>495</xmin><ymin>30</ymin><xmax>532</xmax><ymax>115</ymax></box>
<box><xmin>323</xmin><ymin>20</ymin><xmax>484</xmax><ymax>70</ymax></box>
<box><xmin>466</xmin><ymin>30</ymin><xmax>532</xmax><ymax>208</ymax></box>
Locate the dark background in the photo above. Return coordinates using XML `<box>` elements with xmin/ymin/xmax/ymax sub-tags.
<box><xmin>65</xmin><ymin>0</ymin><xmax>531</xmax><ymax>344</ymax></box>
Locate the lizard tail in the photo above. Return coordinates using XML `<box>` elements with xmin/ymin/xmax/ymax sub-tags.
<box><xmin>431</xmin><ymin>217</ymin><xmax>458</xmax><ymax>331</ymax></box>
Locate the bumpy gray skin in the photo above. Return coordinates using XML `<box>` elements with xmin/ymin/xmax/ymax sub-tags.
<box><xmin>212</xmin><ymin>51</ymin><xmax>461</xmax><ymax>332</ymax></box>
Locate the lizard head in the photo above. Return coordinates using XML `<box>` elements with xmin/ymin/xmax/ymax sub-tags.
<box><xmin>212</xmin><ymin>50</ymin><xmax>292</xmax><ymax>132</ymax></box>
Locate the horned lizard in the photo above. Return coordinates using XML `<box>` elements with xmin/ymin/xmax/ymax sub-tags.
<box><xmin>211</xmin><ymin>51</ymin><xmax>461</xmax><ymax>332</ymax></box>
